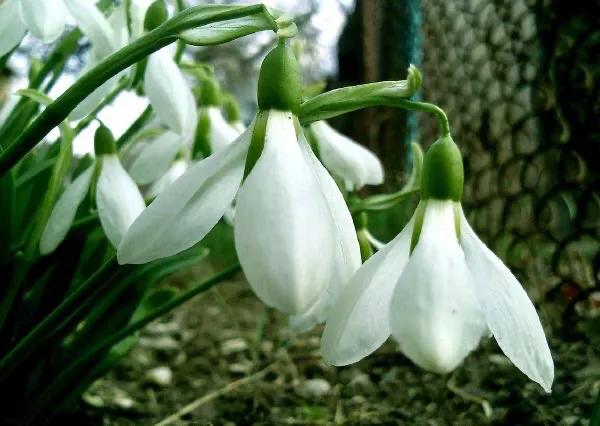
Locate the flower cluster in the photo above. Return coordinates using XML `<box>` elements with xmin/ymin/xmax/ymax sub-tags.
<box><xmin>9</xmin><ymin>0</ymin><xmax>553</xmax><ymax>395</ymax></box>
<box><xmin>117</xmin><ymin>40</ymin><xmax>552</xmax><ymax>391</ymax></box>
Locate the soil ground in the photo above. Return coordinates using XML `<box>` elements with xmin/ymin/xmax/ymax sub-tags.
<box><xmin>68</xmin><ymin>260</ymin><xmax>600</xmax><ymax>426</ymax></box>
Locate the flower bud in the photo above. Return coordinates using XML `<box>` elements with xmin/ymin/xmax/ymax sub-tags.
<box><xmin>94</xmin><ymin>124</ymin><xmax>117</xmax><ymax>156</ymax></box>
<box><xmin>144</xmin><ymin>0</ymin><xmax>168</xmax><ymax>32</ymax></box>
<box><xmin>421</xmin><ymin>135</ymin><xmax>463</xmax><ymax>201</ymax></box>
<box><xmin>257</xmin><ymin>39</ymin><xmax>301</xmax><ymax>114</ymax></box>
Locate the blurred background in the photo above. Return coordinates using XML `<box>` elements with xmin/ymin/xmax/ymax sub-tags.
<box><xmin>1</xmin><ymin>0</ymin><xmax>598</xmax><ymax>424</ymax></box>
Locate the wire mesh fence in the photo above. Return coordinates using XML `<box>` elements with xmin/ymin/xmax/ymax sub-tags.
<box><xmin>420</xmin><ymin>0</ymin><xmax>599</xmax><ymax>327</ymax></box>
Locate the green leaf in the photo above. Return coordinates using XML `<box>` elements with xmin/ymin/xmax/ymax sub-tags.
<box><xmin>130</xmin><ymin>287</ymin><xmax>178</xmax><ymax>323</ymax></box>
<box><xmin>17</xmin><ymin>89</ymin><xmax>74</xmax><ymax>258</ymax></box>
<box><xmin>0</xmin><ymin>170</ymin><xmax>15</xmax><ymax>261</ymax></box>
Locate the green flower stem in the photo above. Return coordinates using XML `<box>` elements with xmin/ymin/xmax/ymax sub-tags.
<box><xmin>394</xmin><ymin>99</ymin><xmax>450</xmax><ymax>137</ymax></box>
<box><xmin>175</xmin><ymin>0</ymin><xmax>188</xmax><ymax>61</ymax></box>
<box><xmin>29</xmin><ymin>263</ymin><xmax>240</xmax><ymax>420</ymax></box>
<box><xmin>0</xmin><ymin>4</ymin><xmax>277</xmax><ymax>176</ymax></box>
<box><xmin>350</xmin><ymin>142</ymin><xmax>424</xmax><ymax>213</ymax></box>
<box><xmin>0</xmin><ymin>256</ymin><xmax>120</xmax><ymax>383</ymax></box>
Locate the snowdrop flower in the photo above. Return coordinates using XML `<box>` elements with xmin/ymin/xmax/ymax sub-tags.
<box><xmin>144</xmin><ymin>46</ymin><xmax>197</xmax><ymax>137</ymax></box>
<box><xmin>321</xmin><ymin>135</ymin><xmax>554</xmax><ymax>392</ymax></box>
<box><xmin>194</xmin><ymin>79</ymin><xmax>242</xmax><ymax>158</ymax></box>
<box><xmin>0</xmin><ymin>0</ymin><xmax>68</xmax><ymax>56</ymax></box>
<box><xmin>309</xmin><ymin>120</ymin><xmax>384</xmax><ymax>191</ymax></box>
<box><xmin>64</xmin><ymin>0</ymin><xmax>130</xmax><ymax>119</ymax></box>
<box><xmin>124</xmin><ymin>2</ymin><xmax>196</xmax><ymax>185</ymax></box>
<box><xmin>40</xmin><ymin>126</ymin><xmax>145</xmax><ymax>253</ymax></box>
<box><xmin>142</xmin><ymin>1</ymin><xmax>197</xmax><ymax>139</ymax></box>
<box><xmin>119</xmin><ymin>40</ymin><xmax>361</xmax><ymax>324</ymax></box>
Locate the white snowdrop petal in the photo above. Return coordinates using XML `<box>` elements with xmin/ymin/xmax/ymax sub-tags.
<box><xmin>207</xmin><ymin>107</ymin><xmax>242</xmax><ymax>152</ymax></box>
<box><xmin>390</xmin><ymin>200</ymin><xmax>487</xmax><ymax>374</ymax></box>
<box><xmin>234</xmin><ymin>111</ymin><xmax>335</xmax><ymax>315</ymax></box>
<box><xmin>460</xmin><ymin>210</ymin><xmax>554</xmax><ymax>392</ymax></box>
<box><xmin>289</xmin><ymin>133</ymin><xmax>361</xmax><ymax>331</ymax></box>
<box><xmin>64</xmin><ymin>0</ymin><xmax>116</xmax><ymax>57</ymax></box>
<box><xmin>320</xmin><ymin>216</ymin><xmax>415</xmax><ymax>366</ymax></box>
<box><xmin>107</xmin><ymin>2</ymin><xmax>129</xmax><ymax>49</ymax></box>
<box><xmin>146</xmin><ymin>159</ymin><xmax>188</xmax><ymax>198</ymax></box>
<box><xmin>19</xmin><ymin>0</ymin><xmax>66</xmax><ymax>42</ymax></box>
<box><xmin>39</xmin><ymin>167</ymin><xmax>94</xmax><ymax>255</ymax></box>
<box><xmin>118</xmin><ymin>128</ymin><xmax>251</xmax><ymax>264</ymax></box>
<box><xmin>144</xmin><ymin>50</ymin><xmax>194</xmax><ymax>135</ymax></box>
<box><xmin>362</xmin><ymin>146</ymin><xmax>385</xmax><ymax>185</ymax></box>
<box><xmin>311</xmin><ymin>121</ymin><xmax>384</xmax><ymax>190</ymax></box>
<box><xmin>0</xmin><ymin>0</ymin><xmax>27</xmax><ymax>56</ymax></box>
<box><xmin>96</xmin><ymin>155</ymin><xmax>146</xmax><ymax>248</ymax></box>
<box><xmin>129</xmin><ymin>132</ymin><xmax>181</xmax><ymax>185</ymax></box>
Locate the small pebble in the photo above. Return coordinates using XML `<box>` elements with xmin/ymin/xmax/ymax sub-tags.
<box><xmin>221</xmin><ymin>338</ymin><xmax>248</xmax><ymax>355</ymax></box>
<box><xmin>297</xmin><ymin>378</ymin><xmax>332</xmax><ymax>398</ymax></box>
<box><xmin>139</xmin><ymin>335</ymin><xmax>179</xmax><ymax>351</ymax></box>
<box><xmin>82</xmin><ymin>393</ymin><xmax>104</xmax><ymax>408</ymax></box>
<box><xmin>229</xmin><ymin>361</ymin><xmax>253</xmax><ymax>374</ymax></box>
<box><xmin>349</xmin><ymin>371</ymin><xmax>374</xmax><ymax>392</ymax></box>
<box><xmin>146</xmin><ymin>321</ymin><xmax>179</xmax><ymax>335</ymax></box>
<box><xmin>146</xmin><ymin>366</ymin><xmax>173</xmax><ymax>386</ymax></box>
<box><xmin>488</xmin><ymin>354</ymin><xmax>511</xmax><ymax>366</ymax></box>
<box><xmin>114</xmin><ymin>395</ymin><xmax>135</xmax><ymax>410</ymax></box>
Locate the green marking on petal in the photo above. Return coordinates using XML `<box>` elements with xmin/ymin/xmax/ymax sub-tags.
<box><xmin>243</xmin><ymin>110</ymin><xmax>269</xmax><ymax>179</ymax></box>
<box><xmin>409</xmin><ymin>200</ymin><xmax>427</xmax><ymax>254</ymax></box>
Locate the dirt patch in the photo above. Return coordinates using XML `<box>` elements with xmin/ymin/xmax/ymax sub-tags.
<box><xmin>66</xmin><ymin>268</ymin><xmax>598</xmax><ymax>425</ymax></box>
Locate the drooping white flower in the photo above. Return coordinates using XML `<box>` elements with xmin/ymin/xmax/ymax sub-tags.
<box><xmin>0</xmin><ymin>0</ymin><xmax>68</xmax><ymax>57</ymax></box>
<box><xmin>321</xmin><ymin>135</ymin><xmax>554</xmax><ymax>392</ymax></box>
<box><xmin>193</xmin><ymin>79</ymin><xmax>242</xmax><ymax>158</ymax></box>
<box><xmin>118</xmin><ymin>41</ymin><xmax>361</xmax><ymax>325</ymax></box>
<box><xmin>96</xmin><ymin>154</ymin><xmax>146</xmax><ymax>248</ymax></box>
<box><xmin>309</xmin><ymin>120</ymin><xmax>384</xmax><ymax>191</ymax></box>
<box><xmin>40</xmin><ymin>126</ymin><xmax>145</xmax><ymax>253</ymax></box>
<box><xmin>144</xmin><ymin>47</ymin><xmax>197</xmax><ymax>136</ymax></box>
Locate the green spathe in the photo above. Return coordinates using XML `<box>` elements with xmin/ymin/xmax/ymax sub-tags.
<box><xmin>94</xmin><ymin>125</ymin><xmax>117</xmax><ymax>156</ymax></box>
<box><xmin>223</xmin><ymin>94</ymin><xmax>241</xmax><ymax>122</ymax></box>
<box><xmin>421</xmin><ymin>135</ymin><xmax>463</xmax><ymax>201</ymax></box>
<box><xmin>200</xmin><ymin>79</ymin><xmax>222</xmax><ymax>106</ymax></box>
<box><xmin>257</xmin><ymin>39</ymin><xmax>301</xmax><ymax>114</ymax></box>
<box><xmin>144</xmin><ymin>0</ymin><xmax>169</xmax><ymax>31</ymax></box>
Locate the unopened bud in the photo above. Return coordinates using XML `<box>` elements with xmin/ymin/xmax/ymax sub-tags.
<box><xmin>94</xmin><ymin>125</ymin><xmax>117</xmax><ymax>156</ymax></box>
